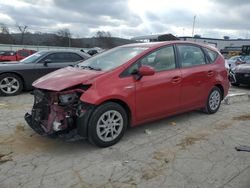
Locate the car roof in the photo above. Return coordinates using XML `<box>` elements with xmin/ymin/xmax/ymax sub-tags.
<box><xmin>121</xmin><ymin>41</ymin><xmax>218</xmax><ymax>51</ymax></box>
<box><xmin>38</xmin><ymin>49</ymin><xmax>85</xmax><ymax>53</ymax></box>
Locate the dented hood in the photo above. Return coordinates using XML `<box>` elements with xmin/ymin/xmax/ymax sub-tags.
<box><xmin>33</xmin><ymin>66</ymin><xmax>104</xmax><ymax>91</ymax></box>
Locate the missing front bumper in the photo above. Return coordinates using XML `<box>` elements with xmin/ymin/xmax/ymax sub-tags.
<box><xmin>24</xmin><ymin>113</ymin><xmax>46</xmax><ymax>135</ymax></box>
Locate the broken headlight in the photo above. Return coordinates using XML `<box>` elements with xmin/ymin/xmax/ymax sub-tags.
<box><xmin>58</xmin><ymin>93</ymin><xmax>78</xmax><ymax>106</ymax></box>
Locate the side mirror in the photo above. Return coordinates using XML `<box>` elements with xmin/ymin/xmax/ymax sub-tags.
<box><xmin>133</xmin><ymin>65</ymin><xmax>155</xmax><ymax>80</ymax></box>
<box><xmin>138</xmin><ymin>65</ymin><xmax>155</xmax><ymax>76</ymax></box>
<box><xmin>43</xmin><ymin>59</ymin><xmax>52</xmax><ymax>66</ymax></box>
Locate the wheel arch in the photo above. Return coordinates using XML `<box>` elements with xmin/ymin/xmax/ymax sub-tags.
<box><xmin>99</xmin><ymin>99</ymin><xmax>132</xmax><ymax>127</ymax></box>
<box><xmin>0</xmin><ymin>72</ymin><xmax>26</xmax><ymax>89</ymax></box>
<box><xmin>214</xmin><ymin>84</ymin><xmax>224</xmax><ymax>99</ymax></box>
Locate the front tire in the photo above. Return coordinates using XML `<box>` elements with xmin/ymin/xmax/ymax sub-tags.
<box><xmin>203</xmin><ymin>87</ymin><xmax>222</xmax><ymax>114</ymax></box>
<box><xmin>0</xmin><ymin>73</ymin><xmax>23</xmax><ymax>96</ymax></box>
<box><xmin>88</xmin><ymin>102</ymin><xmax>128</xmax><ymax>147</ymax></box>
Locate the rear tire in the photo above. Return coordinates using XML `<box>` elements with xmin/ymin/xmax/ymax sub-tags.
<box><xmin>88</xmin><ymin>102</ymin><xmax>128</xmax><ymax>147</ymax></box>
<box><xmin>203</xmin><ymin>86</ymin><xmax>222</xmax><ymax>114</ymax></box>
<box><xmin>0</xmin><ymin>73</ymin><xmax>23</xmax><ymax>96</ymax></box>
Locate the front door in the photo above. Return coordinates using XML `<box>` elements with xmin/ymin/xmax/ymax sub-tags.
<box><xmin>135</xmin><ymin>45</ymin><xmax>182</xmax><ymax>122</ymax></box>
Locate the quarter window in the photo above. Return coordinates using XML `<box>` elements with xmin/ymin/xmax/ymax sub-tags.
<box><xmin>177</xmin><ymin>45</ymin><xmax>206</xmax><ymax>67</ymax></box>
<box><xmin>204</xmin><ymin>48</ymin><xmax>218</xmax><ymax>63</ymax></box>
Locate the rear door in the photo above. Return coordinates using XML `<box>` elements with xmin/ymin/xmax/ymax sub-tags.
<box><xmin>134</xmin><ymin>45</ymin><xmax>182</xmax><ymax>122</ymax></box>
<box><xmin>176</xmin><ymin>44</ymin><xmax>212</xmax><ymax>109</ymax></box>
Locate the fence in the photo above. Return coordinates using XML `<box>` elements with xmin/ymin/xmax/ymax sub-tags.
<box><xmin>0</xmin><ymin>44</ymin><xmax>95</xmax><ymax>52</ymax></box>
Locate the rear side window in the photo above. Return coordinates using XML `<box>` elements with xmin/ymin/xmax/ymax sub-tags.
<box><xmin>45</xmin><ymin>53</ymin><xmax>79</xmax><ymax>63</ymax></box>
<box><xmin>177</xmin><ymin>45</ymin><xmax>206</xmax><ymax>68</ymax></box>
<box><xmin>204</xmin><ymin>48</ymin><xmax>218</xmax><ymax>63</ymax></box>
<box><xmin>45</xmin><ymin>53</ymin><xmax>67</xmax><ymax>63</ymax></box>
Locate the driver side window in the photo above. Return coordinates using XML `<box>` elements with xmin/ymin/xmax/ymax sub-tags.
<box><xmin>123</xmin><ymin>45</ymin><xmax>176</xmax><ymax>76</ymax></box>
<box><xmin>141</xmin><ymin>46</ymin><xmax>176</xmax><ymax>72</ymax></box>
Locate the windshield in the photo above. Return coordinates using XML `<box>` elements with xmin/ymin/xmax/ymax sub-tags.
<box><xmin>20</xmin><ymin>51</ymin><xmax>45</xmax><ymax>63</ymax></box>
<box><xmin>77</xmin><ymin>46</ymin><xmax>148</xmax><ymax>71</ymax></box>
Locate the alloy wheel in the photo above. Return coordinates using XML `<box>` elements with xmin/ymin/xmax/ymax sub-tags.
<box><xmin>0</xmin><ymin>77</ymin><xmax>20</xmax><ymax>94</ymax></box>
<box><xmin>208</xmin><ymin>90</ymin><xmax>221</xmax><ymax>111</ymax></box>
<box><xmin>96</xmin><ymin>110</ymin><xmax>124</xmax><ymax>142</ymax></box>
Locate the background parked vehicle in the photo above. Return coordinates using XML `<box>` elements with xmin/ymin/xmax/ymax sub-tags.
<box><xmin>0</xmin><ymin>50</ymin><xmax>90</xmax><ymax>96</ymax></box>
<box><xmin>0</xmin><ymin>51</ymin><xmax>16</xmax><ymax>62</ymax></box>
<box><xmin>0</xmin><ymin>49</ymin><xmax>36</xmax><ymax>62</ymax></box>
<box><xmin>226</xmin><ymin>55</ymin><xmax>241</xmax><ymax>68</ymax></box>
<box><xmin>229</xmin><ymin>59</ymin><xmax>250</xmax><ymax>86</ymax></box>
<box><xmin>87</xmin><ymin>49</ymin><xmax>98</xmax><ymax>56</ymax></box>
<box><xmin>25</xmin><ymin>41</ymin><xmax>229</xmax><ymax>147</ymax></box>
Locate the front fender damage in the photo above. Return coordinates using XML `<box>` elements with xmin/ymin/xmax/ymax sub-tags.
<box><xmin>24</xmin><ymin>89</ymin><xmax>95</xmax><ymax>138</ymax></box>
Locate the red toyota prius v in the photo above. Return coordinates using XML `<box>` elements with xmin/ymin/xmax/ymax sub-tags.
<box><xmin>25</xmin><ymin>41</ymin><xmax>229</xmax><ymax>147</ymax></box>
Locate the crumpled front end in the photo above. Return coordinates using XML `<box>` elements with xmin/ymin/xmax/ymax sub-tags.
<box><xmin>25</xmin><ymin>89</ymin><xmax>93</xmax><ymax>136</ymax></box>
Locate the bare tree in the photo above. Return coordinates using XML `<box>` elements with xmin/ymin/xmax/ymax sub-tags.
<box><xmin>16</xmin><ymin>24</ymin><xmax>28</xmax><ymax>44</ymax></box>
<box><xmin>95</xmin><ymin>31</ymin><xmax>111</xmax><ymax>38</ymax></box>
<box><xmin>94</xmin><ymin>30</ymin><xmax>114</xmax><ymax>48</ymax></box>
<box><xmin>0</xmin><ymin>23</ymin><xmax>15</xmax><ymax>44</ymax></box>
<box><xmin>56</xmin><ymin>28</ymin><xmax>72</xmax><ymax>47</ymax></box>
<box><xmin>0</xmin><ymin>23</ymin><xmax>10</xmax><ymax>34</ymax></box>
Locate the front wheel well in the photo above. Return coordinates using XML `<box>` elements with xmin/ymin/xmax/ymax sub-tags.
<box><xmin>100</xmin><ymin>99</ymin><xmax>132</xmax><ymax>126</ymax></box>
<box><xmin>0</xmin><ymin>72</ymin><xmax>25</xmax><ymax>88</ymax></box>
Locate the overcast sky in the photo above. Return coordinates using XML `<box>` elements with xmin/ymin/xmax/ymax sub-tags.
<box><xmin>0</xmin><ymin>0</ymin><xmax>249</xmax><ymax>39</ymax></box>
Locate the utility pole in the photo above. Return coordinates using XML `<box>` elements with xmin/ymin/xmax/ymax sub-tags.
<box><xmin>192</xmin><ymin>15</ymin><xmax>196</xmax><ymax>37</ymax></box>
<box><xmin>68</xmin><ymin>37</ymin><xmax>71</xmax><ymax>47</ymax></box>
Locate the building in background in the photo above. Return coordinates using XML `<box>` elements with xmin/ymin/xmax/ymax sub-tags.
<box><xmin>132</xmin><ymin>34</ymin><xmax>250</xmax><ymax>57</ymax></box>
<box><xmin>131</xmin><ymin>34</ymin><xmax>179</xmax><ymax>42</ymax></box>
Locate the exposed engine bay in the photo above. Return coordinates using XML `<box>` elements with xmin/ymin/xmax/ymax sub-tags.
<box><xmin>25</xmin><ymin>89</ymin><xmax>93</xmax><ymax>137</ymax></box>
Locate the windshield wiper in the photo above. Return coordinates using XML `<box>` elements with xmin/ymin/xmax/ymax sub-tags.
<box><xmin>80</xmin><ymin>65</ymin><xmax>102</xmax><ymax>71</ymax></box>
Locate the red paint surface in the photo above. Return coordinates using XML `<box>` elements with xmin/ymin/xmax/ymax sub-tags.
<box><xmin>0</xmin><ymin>49</ymin><xmax>36</xmax><ymax>62</ymax></box>
<box><xmin>33</xmin><ymin>41</ymin><xmax>229</xmax><ymax>127</ymax></box>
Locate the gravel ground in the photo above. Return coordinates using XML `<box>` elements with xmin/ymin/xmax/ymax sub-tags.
<box><xmin>0</xmin><ymin>86</ymin><xmax>250</xmax><ymax>188</ymax></box>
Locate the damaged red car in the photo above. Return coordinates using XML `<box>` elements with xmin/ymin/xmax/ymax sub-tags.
<box><xmin>25</xmin><ymin>41</ymin><xmax>229</xmax><ymax>147</ymax></box>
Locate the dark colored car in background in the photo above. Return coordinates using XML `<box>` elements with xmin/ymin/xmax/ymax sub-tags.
<box><xmin>0</xmin><ymin>49</ymin><xmax>36</xmax><ymax>62</ymax></box>
<box><xmin>25</xmin><ymin>41</ymin><xmax>229</xmax><ymax>147</ymax></box>
<box><xmin>230</xmin><ymin>60</ymin><xmax>250</xmax><ymax>86</ymax></box>
<box><xmin>0</xmin><ymin>50</ymin><xmax>90</xmax><ymax>96</ymax></box>
<box><xmin>87</xmin><ymin>49</ymin><xmax>98</xmax><ymax>56</ymax></box>
<box><xmin>226</xmin><ymin>55</ymin><xmax>241</xmax><ymax>68</ymax></box>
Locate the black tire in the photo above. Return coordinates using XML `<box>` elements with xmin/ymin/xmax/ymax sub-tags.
<box><xmin>231</xmin><ymin>83</ymin><xmax>240</xmax><ymax>87</ymax></box>
<box><xmin>0</xmin><ymin>73</ymin><xmax>23</xmax><ymax>96</ymax></box>
<box><xmin>88</xmin><ymin>102</ymin><xmax>128</xmax><ymax>147</ymax></box>
<box><xmin>203</xmin><ymin>86</ymin><xmax>222</xmax><ymax>114</ymax></box>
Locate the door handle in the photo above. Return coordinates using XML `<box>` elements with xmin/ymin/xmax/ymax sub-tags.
<box><xmin>171</xmin><ymin>76</ymin><xmax>182</xmax><ymax>83</ymax></box>
<box><xmin>207</xmin><ymin>70</ymin><xmax>214</xmax><ymax>77</ymax></box>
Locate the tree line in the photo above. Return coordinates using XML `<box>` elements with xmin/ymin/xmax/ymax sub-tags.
<box><xmin>0</xmin><ymin>23</ymin><xmax>135</xmax><ymax>49</ymax></box>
